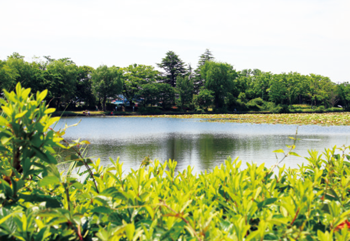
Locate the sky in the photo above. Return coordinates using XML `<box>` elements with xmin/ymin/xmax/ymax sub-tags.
<box><xmin>1</xmin><ymin>0</ymin><xmax>349</xmax><ymax>82</ymax></box>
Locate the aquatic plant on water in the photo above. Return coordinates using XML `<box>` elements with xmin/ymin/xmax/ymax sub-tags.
<box><xmin>116</xmin><ymin>113</ymin><xmax>350</xmax><ymax>126</ymax></box>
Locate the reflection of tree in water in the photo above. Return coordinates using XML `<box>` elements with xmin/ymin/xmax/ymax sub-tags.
<box><xmin>60</xmin><ymin>132</ymin><xmax>349</xmax><ymax>174</ymax></box>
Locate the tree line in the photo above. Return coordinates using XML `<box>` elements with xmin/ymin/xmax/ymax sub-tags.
<box><xmin>1</xmin><ymin>50</ymin><xmax>349</xmax><ymax>112</ymax></box>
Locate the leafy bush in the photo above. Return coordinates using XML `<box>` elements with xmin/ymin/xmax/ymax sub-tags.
<box><xmin>1</xmin><ymin>84</ymin><xmax>350</xmax><ymax>240</ymax></box>
<box><xmin>291</xmin><ymin>104</ymin><xmax>312</xmax><ymax>110</ymax></box>
<box><xmin>316</xmin><ymin>105</ymin><xmax>326</xmax><ymax>112</ymax></box>
<box><xmin>246</xmin><ymin>98</ymin><xmax>264</xmax><ymax>111</ymax></box>
<box><xmin>326</xmin><ymin>107</ymin><xmax>343</xmax><ymax>112</ymax></box>
<box><xmin>262</xmin><ymin>102</ymin><xmax>283</xmax><ymax>113</ymax></box>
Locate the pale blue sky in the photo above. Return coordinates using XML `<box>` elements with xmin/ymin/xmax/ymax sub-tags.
<box><xmin>1</xmin><ymin>0</ymin><xmax>349</xmax><ymax>82</ymax></box>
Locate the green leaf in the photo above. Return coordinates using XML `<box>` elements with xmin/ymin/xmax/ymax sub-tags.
<box><xmin>32</xmin><ymin>147</ymin><xmax>57</xmax><ymax>164</ymax></box>
<box><xmin>44</xmin><ymin>108</ymin><xmax>56</xmax><ymax>114</ymax></box>
<box><xmin>37</xmin><ymin>89</ymin><xmax>48</xmax><ymax>102</ymax></box>
<box><xmin>19</xmin><ymin>194</ymin><xmax>61</xmax><ymax>208</ymax></box>
<box><xmin>15</xmin><ymin>83</ymin><xmax>22</xmax><ymax>96</ymax></box>
<box><xmin>15</xmin><ymin>111</ymin><xmax>27</xmax><ymax>119</ymax></box>
<box><xmin>21</xmin><ymin>88</ymin><xmax>31</xmax><ymax>100</ymax></box>
<box><xmin>289</xmin><ymin>152</ymin><xmax>301</xmax><ymax>157</ymax></box>
<box><xmin>1</xmin><ymin>106</ymin><xmax>12</xmax><ymax>117</ymax></box>
<box><xmin>1</xmin><ymin>136</ymin><xmax>12</xmax><ymax>145</ymax></box>
<box><xmin>125</xmin><ymin>222</ymin><xmax>135</xmax><ymax>241</ymax></box>
<box><xmin>0</xmin><ymin>116</ymin><xmax>8</xmax><ymax>125</ymax></box>
<box><xmin>160</xmin><ymin>220</ymin><xmax>186</xmax><ymax>241</ymax></box>
<box><xmin>0</xmin><ymin>211</ymin><xmax>21</xmax><ymax>225</ymax></box>
<box><xmin>39</xmin><ymin>176</ymin><xmax>60</xmax><ymax>187</ymax></box>
<box><xmin>273</xmin><ymin>149</ymin><xmax>284</xmax><ymax>153</ymax></box>
<box><xmin>0</xmin><ymin>208</ymin><xmax>17</xmax><ymax>235</ymax></box>
<box><xmin>257</xmin><ymin>198</ymin><xmax>278</xmax><ymax>209</ymax></box>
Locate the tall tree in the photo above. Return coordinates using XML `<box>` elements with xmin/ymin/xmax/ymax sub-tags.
<box><xmin>75</xmin><ymin>65</ymin><xmax>95</xmax><ymax>107</ymax></box>
<box><xmin>194</xmin><ymin>49</ymin><xmax>214</xmax><ymax>93</ymax></box>
<box><xmin>44</xmin><ymin>59</ymin><xmax>78</xmax><ymax>109</ymax></box>
<box><xmin>198</xmin><ymin>49</ymin><xmax>214</xmax><ymax>67</ymax></box>
<box><xmin>268</xmin><ymin>74</ymin><xmax>288</xmax><ymax>104</ymax></box>
<box><xmin>251</xmin><ymin>71</ymin><xmax>272</xmax><ymax>101</ymax></box>
<box><xmin>201</xmin><ymin>61</ymin><xmax>237</xmax><ymax>108</ymax></box>
<box><xmin>157</xmin><ymin>51</ymin><xmax>186</xmax><ymax>87</ymax></box>
<box><xmin>306</xmin><ymin>74</ymin><xmax>333</xmax><ymax>107</ymax></box>
<box><xmin>6</xmin><ymin>54</ymin><xmax>45</xmax><ymax>94</ymax></box>
<box><xmin>122</xmin><ymin>64</ymin><xmax>159</xmax><ymax>107</ymax></box>
<box><xmin>92</xmin><ymin>65</ymin><xmax>123</xmax><ymax>111</ymax></box>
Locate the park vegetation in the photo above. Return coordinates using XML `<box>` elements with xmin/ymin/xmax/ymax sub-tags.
<box><xmin>1</xmin><ymin>84</ymin><xmax>350</xmax><ymax>240</ymax></box>
<box><xmin>1</xmin><ymin>51</ymin><xmax>349</xmax><ymax>114</ymax></box>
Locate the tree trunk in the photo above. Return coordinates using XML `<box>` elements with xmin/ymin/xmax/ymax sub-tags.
<box><xmin>102</xmin><ymin>96</ymin><xmax>107</xmax><ymax>111</ymax></box>
<box><xmin>215</xmin><ymin>95</ymin><xmax>220</xmax><ymax>109</ymax></box>
<box><xmin>56</xmin><ymin>99</ymin><xmax>61</xmax><ymax>110</ymax></box>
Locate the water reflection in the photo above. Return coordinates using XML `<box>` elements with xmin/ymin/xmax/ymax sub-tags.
<box><xmin>56</xmin><ymin>117</ymin><xmax>350</xmax><ymax>173</ymax></box>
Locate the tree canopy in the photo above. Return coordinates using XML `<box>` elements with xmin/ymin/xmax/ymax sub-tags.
<box><xmin>91</xmin><ymin>65</ymin><xmax>123</xmax><ymax>111</ymax></box>
<box><xmin>122</xmin><ymin>64</ymin><xmax>159</xmax><ymax>107</ymax></box>
<box><xmin>157</xmin><ymin>51</ymin><xmax>187</xmax><ymax>87</ymax></box>
<box><xmin>201</xmin><ymin>61</ymin><xmax>237</xmax><ymax>108</ymax></box>
<box><xmin>0</xmin><ymin>51</ymin><xmax>348</xmax><ymax>113</ymax></box>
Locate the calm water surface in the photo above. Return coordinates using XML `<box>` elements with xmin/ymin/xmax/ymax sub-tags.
<box><xmin>56</xmin><ymin>117</ymin><xmax>350</xmax><ymax>173</ymax></box>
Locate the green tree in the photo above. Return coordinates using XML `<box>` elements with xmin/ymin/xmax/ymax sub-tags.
<box><xmin>44</xmin><ymin>59</ymin><xmax>78</xmax><ymax>109</ymax></box>
<box><xmin>198</xmin><ymin>49</ymin><xmax>214</xmax><ymax>67</ymax></box>
<box><xmin>251</xmin><ymin>71</ymin><xmax>272</xmax><ymax>101</ymax></box>
<box><xmin>268</xmin><ymin>74</ymin><xmax>288</xmax><ymax>104</ymax></box>
<box><xmin>122</xmin><ymin>64</ymin><xmax>159</xmax><ymax>107</ymax></box>
<box><xmin>157</xmin><ymin>51</ymin><xmax>186</xmax><ymax>87</ymax></box>
<box><xmin>157</xmin><ymin>83</ymin><xmax>175</xmax><ymax>109</ymax></box>
<box><xmin>75</xmin><ymin>65</ymin><xmax>95</xmax><ymax>107</ymax></box>
<box><xmin>0</xmin><ymin>60</ymin><xmax>18</xmax><ymax>91</ymax></box>
<box><xmin>6</xmin><ymin>54</ymin><xmax>46</xmax><ymax>94</ymax></box>
<box><xmin>194</xmin><ymin>49</ymin><xmax>214</xmax><ymax>93</ymax></box>
<box><xmin>201</xmin><ymin>61</ymin><xmax>237</xmax><ymax>108</ymax></box>
<box><xmin>337</xmin><ymin>82</ymin><xmax>350</xmax><ymax>108</ymax></box>
<box><xmin>176</xmin><ymin>75</ymin><xmax>194</xmax><ymax>109</ymax></box>
<box><xmin>92</xmin><ymin>65</ymin><xmax>123</xmax><ymax>111</ymax></box>
<box><xmin>193</xmin><ymin>88</ymin><xmax>214</xmax><ymax>111</ymax></box>
<box><xmin>306</xmin><ymin>74</ymin><xmax>333</xmax><ymax>107</ymax></box>
<box><xmin>137</xmin><ymin>83</ymin><xmax>160</xmax><ymax>107</ymax></box>
<box><xmin>138</xmin><ymin>83</ymin><xmax>175</xmax><ymax>109</ymax></box>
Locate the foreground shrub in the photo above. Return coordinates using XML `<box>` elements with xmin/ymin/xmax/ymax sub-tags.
<box><xmin>1</xmin><ymin>84</ymin><xmax>350</xmax><ymax>240</ymax></box>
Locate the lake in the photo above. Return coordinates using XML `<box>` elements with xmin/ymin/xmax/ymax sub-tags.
<box><xmin>56</xmin><ymin>116</ymin><xmax>350</xmax><ymax>173</ymax></box>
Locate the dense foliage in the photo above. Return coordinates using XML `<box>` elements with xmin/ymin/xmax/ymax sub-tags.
<box><xmin>1</xmin><ymin>85</ymin><xmax>350</xmax><ymax>240</ymax></box>
<box><xmin>1</xmin><ymin>50</ymin><xmax>349</xmax><ymax>113</ymax></box>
